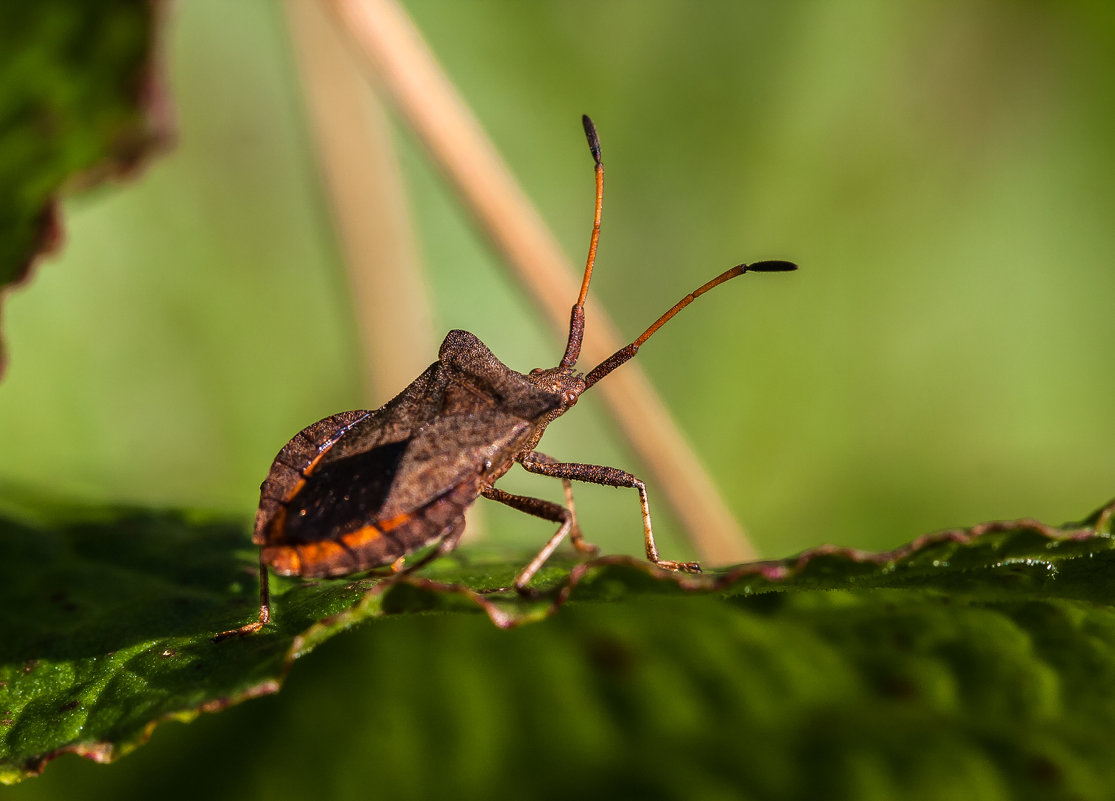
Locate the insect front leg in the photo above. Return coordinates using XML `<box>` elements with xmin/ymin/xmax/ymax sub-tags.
<box><xmin>518</xmin><ymin>453</ymin><xmax>701</xmax><ymax>574</ymax></box>
<box><xmin>520</xmin><ymin>451</ymin><xmax>598</xmax><ymax>555</ymax></box>
<box><xmin>480</xmin><ymin>485</ymin><xmax>572</xmax><ymax>592</ymax></box>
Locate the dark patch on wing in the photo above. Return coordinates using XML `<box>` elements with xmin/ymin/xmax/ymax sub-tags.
<box><xmin>281</xmin><ymin>438</ymin><xmax>409</xmax><ymax>543</ymax></box>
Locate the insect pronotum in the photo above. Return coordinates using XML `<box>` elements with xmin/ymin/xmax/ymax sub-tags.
<box><xmin>217</xmin><ymin>116</ymin><xmax>795</xmax><ymax>639</ymax></box>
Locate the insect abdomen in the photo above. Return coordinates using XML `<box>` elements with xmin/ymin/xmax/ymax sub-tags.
<box><xmin>263</xmin><ymin>478</ymin><xmax>479</xmax><ymax>578</ymax></box>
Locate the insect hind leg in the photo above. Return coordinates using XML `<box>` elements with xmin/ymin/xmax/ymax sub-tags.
<box><xmin>480</xmin><ymin>485</ymin><xmax>572</xmax><ymax>592</ymax></box>
<box><xmin>519</xmin><ymin>453</ymin><xmax>701</xmax><ymax>574</ymax></box>
<box><xmin>214</xmin><ymin>551</ymin><xmax>272</xmax><ymax>642</ymax></box>
<box><xmin>390</xmin><ymin>518</ymin><xmax>467</xmax><ymax>575</ymax></box>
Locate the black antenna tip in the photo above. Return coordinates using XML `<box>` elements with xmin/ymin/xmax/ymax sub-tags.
<box><xmin>747</xmin><ymin>260</ymin><xmax>798</xmax><ymax>272</ymax></box>
<box><xmin>582</xmin><ymin>115</ymin><xmax>602</xmax><ymax>165</ymax></box>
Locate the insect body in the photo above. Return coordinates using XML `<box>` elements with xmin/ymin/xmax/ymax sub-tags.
<box><xmin>219</xmin><ymin>116</ymin><xmax>795</xmax><ymax>638</ymax></box>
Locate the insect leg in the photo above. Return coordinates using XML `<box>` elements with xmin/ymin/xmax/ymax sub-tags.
<box><xmin>480</xmin><ymin>485</ymin><xmax>572</xmax><ymax>591</ymax></box>
<box><xmin>518</xmin><ymin>453</ymin><xmax>701</xmax><ymax>574</ymax></box>
<box><xmin>214</xmin><ymin>551</ymin><xmax>272</xmax><ymax>642</ymax></box>
<box><xmin>522</xmin><ymin>451</ymin><xmax>598</xmax><ymax>555</ymax></box>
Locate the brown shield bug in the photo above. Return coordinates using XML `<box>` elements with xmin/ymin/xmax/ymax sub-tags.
<box><xmin>218</xmin><ymin>116</ymin><xmax>795</xmax><ymax>639</ymax></box>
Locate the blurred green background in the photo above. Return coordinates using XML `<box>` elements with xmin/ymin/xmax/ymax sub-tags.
<box><xmin>4</xmin><ymin>0</ymin><xmax>1111</xmax><ymax>559</ymax></box>
<box><xmin>3</xmin><ymin>0</ymin><xmax>1114</xmax><ymax>796</ymax></box>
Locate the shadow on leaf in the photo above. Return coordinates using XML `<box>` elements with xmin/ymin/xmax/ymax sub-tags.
<box><xmin>0</xmin><ymin>507</ymin><xmax>256</xmax><ymax>663</ymax></box>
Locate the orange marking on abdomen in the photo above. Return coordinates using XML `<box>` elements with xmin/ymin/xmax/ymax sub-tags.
<box><xmin>378</xmin><ymin>512</ymin><xmax>412</xmax><ymax>532</ymax></box>
<box><xmin>340</xmin><ymin>523</ymin><xmax>384</xmax><ymax>549</ymax></box>
<box><xmin>264</xmin><ymin>523</ymin><xmax>391</xmax><ymax>577</ymax></box>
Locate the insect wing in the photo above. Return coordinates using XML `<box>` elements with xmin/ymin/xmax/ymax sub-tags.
<box><xmin>253</xmin><ymin>345</ymin><xmax>548</xmax><ymax>578</ymax></box>
<box><xmin>376</xmin><ymin>410</ymin><xmax>535</xmax><ymax>518</ymax></box>
<box><xmin>254</xmin><ymin>408</ymin><xmax>374</xmax><ymax>546</ymax></box>
<box><xmin>259</xmin><ymin>410</ymin><xmax>535</xmax><ymax>578</ymax></box>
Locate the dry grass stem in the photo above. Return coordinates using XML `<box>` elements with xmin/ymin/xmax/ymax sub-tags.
<box><xmin>324</xmin><ymin>0</ymin><xmax>757</xmax><ymax>563</ymax></box>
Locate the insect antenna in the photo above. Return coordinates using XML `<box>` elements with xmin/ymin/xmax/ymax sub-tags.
<box><xmin>558</xmin><ymin>114</ymin><xmax>604</xmax><ymax>369</ymax></box>
<box><xmin>583</xmin><ymin>260</ymin><xmax>797</xmax><ymax>389</ymax></box>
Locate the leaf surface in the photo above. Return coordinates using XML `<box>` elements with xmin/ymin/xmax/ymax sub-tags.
<box><xmin>1</xmin><ymin>496</ymin><xmax>1113</xmax><ymax>797</ymax></box>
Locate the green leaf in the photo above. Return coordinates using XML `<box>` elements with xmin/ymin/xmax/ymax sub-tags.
<box><xmin>0</xmin><ymin>1</ymin><xmax>166</xmax><ymax>343</ymax></box>
<box><xmin>1</xmin><ymin>494</ymin><xmax>1114</xmax><ymax>797</ymax></box>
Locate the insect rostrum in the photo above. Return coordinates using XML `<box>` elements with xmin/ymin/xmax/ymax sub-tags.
<box><xmin>217</xmin><ymin>116</ymin><xmax>796</xmax><ymax>639</ymax></box>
